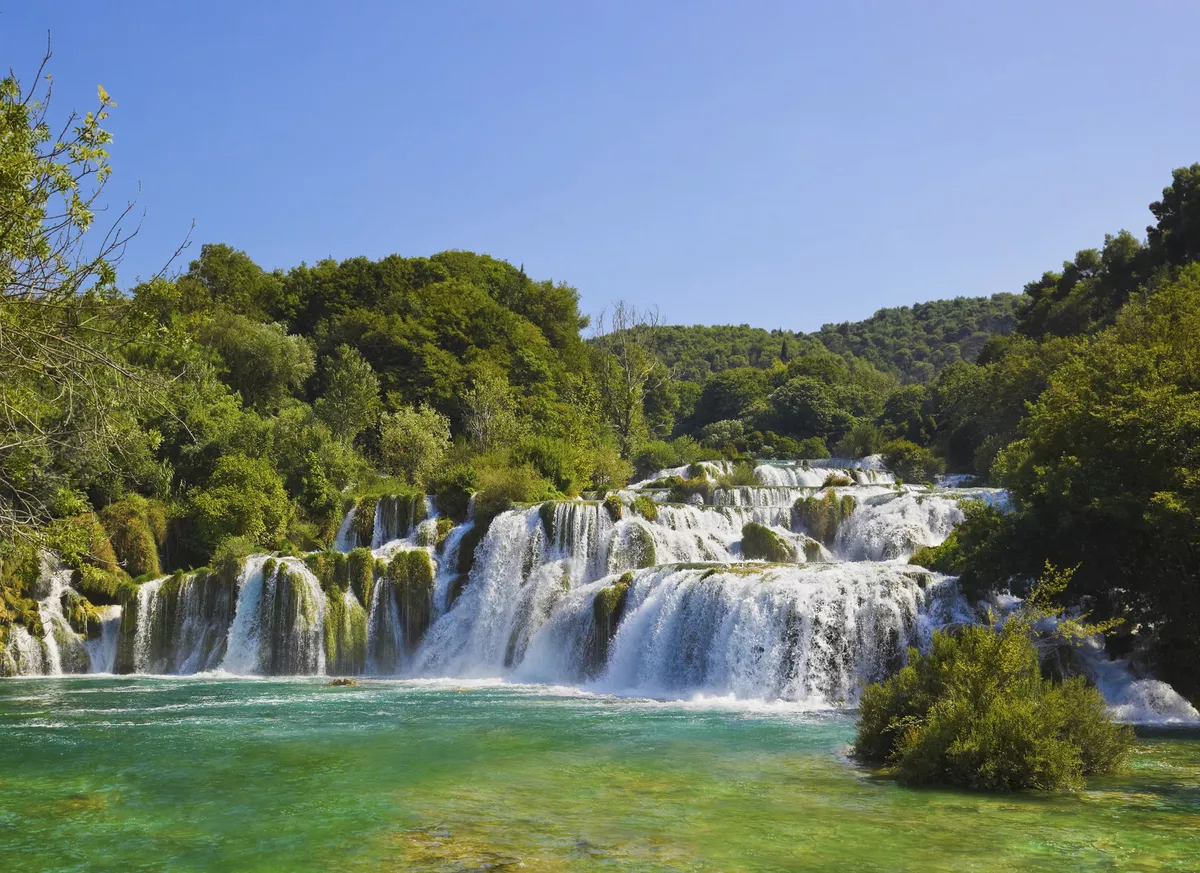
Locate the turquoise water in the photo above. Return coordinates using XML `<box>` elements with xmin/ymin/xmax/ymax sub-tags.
<box><xmin>1</xmin><ymin>677</ymin><xmax>1198</xmax><ymax>872</ymax></box>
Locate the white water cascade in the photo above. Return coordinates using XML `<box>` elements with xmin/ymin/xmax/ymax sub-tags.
<box><xmin>4</xmin><ymin>459</ymin><xmax>1197</xmax><ymax>724</ymax></box>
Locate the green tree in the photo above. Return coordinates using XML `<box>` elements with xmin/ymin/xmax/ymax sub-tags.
<box><xmin>0</xmin><ymin>59</ymin><xmax>160</xmax><ymax>541</ymax></box>
<box><xmin>188</xmin><ymin>454</ymin><xmax>290</xmax><ymax>550</ymax></box>
<box><xmin>380</xmin><ymin>404</ymin><xmax>451</xmax><ymax>488</ymax></box>
<box><xmin>992</xmin><ymin>264</ymin><xmax>1200</xmax><ymax>697</ymax></box>
<box><xmin>195</xmin><ymin>311</ymin><xmax>315</xmax><ymax>411</ymax></box>
<box><xmin>314</xmin><ymin>344</ymin><xmax>382</xmax><ymax>442</ymax></box>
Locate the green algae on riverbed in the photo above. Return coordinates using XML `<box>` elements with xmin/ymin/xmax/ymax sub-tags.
<box><xmin>0</xmin><ymin>677</ymin><xmax>1197</xmax><ymax>872</ymax></box>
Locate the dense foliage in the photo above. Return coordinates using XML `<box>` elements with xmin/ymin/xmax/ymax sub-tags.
<box><xmin>855</xmin><ymin>574</ymin><xmax>1133</xmax><ymax>791</ymax></box>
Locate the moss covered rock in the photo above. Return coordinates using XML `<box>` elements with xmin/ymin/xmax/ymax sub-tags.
<box><xmin>586</xmin><ymin>571</ymin><xmax>634</xmax><ymax>676</ymax></box>
<box><xmin>386</xmin><ymin>550</ymin><xmax>436</xmax><ymax>653</ymax></box>
<box><xmin>741</xmin><ymin>523</ymin><xmax>798</xmax><ymax>562</ymax></box>
<box><xmin>351</xmin><ymin>496</ymin><xmax>377</xmax><ymax>548</ymax></box>
<box><xmin>347</xmin><ymin>548</ymin><xmax>376</xmax><ymax>609</ymax></box>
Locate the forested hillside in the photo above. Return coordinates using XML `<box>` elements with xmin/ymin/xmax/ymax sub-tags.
<box><xmin>648</xmin><ymin>293</ymin><xmax>1020</xmax><ymax>385</ymax></box>
<box><xmin>813</xmin><ymin>294</ymin><xmax>1021</xmax><ymax>383</ymax></box>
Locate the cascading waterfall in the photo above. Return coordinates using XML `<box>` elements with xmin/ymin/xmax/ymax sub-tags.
<box><xmin>5</xmin><ymin>460</ymin><xmax>1196</xmax><ymax>723</ymax></box>
<box><xmin>220</xmin><ymin>556</ymin><xmax>327</xmax><ymax>675</ymax></box>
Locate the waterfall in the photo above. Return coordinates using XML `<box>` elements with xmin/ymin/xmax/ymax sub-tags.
<box><xmin>5</xmin><ymin>456</ymin><xmax>1195</xmax><ymax>723</ymax></box>
<box><xmin>514</xmin><ymin>563</ymin><xmax>970</xmax><ymax>703</ymax></box>
<box><xmin>127</xmin><ymin>569</ymin><xmax>239</xmax><ymax>674</ymax></box>
<box><xmin>220</xmin><ymin>556</ymin><xmax>327</xmax><ymax>675</ymax></box>
<box><xmin>84</xmin><ymin>606</ymin><xmax>122</xmax><ymax>674</ymax></box>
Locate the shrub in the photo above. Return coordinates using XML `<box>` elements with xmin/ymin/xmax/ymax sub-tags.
<box><xmin>834</xmin><ymin>420</ymin><xmax>884</xmax><ymax>458</ymax></box>
<box><xmin>431</xmin><ymin>463</ymin><xmax>477</xmax><ymax>522</ymax></box>
<box><xmin>822</xmin><ymin>472</ymin><xmax>854</xmax><ymax>487</ymax></box>
<box><xmin>717</xmin><ymin>462</ymin><xmax>759</xmax><ymax>487</ymax></box>
<box><xmin>379</xmin><ymin>403</ymin><xmax>451</xmax><ymax>488</ymax></box>
<box><xmin>189</xmin><ymin>454</ymin><xmax>291</xmax><ymax>552</ymax></box>
<box><xmin>513</xmin><ymin>435</ymin><xmax>589</xmax><ymax>496</ymax></box>
<box><xmin>908</xmin><ymin>501</ymin><xmax>1023</xmax><ymax>601</ymax></box>
<box><xmin>100</xmin><ymin>495</ymin><xmax>163</xmax><ymax>577</ymax></box>
<box><xmin>795</xmin><ymin>437</ymin><xmax>831</xmax><ymax>459</ymax></box>
<box><xmin>854</xmin><ymin>573</ymin><xmax>1134</xmax><ymax>791</ymax></box>
<box><xmin>792</xmin><ymin>492</ymin><xmax>856</xmax><ymax>545</ymax></box>
<box><xmin>631</xmin><ymin>440</ymin><xmax>679</xmax><ymax>478</ymax></box>
<box><xmin>632</xmin><ymin>494</ymin><xmax>658</xmax><ymax>522</ymax></box>
<box><xmin>212</xmin><ymin>536</ymin><xmax>257</xmax><ymax>584</ymax></box>
<box><xmin>741</xmin><ymin>523</ymin><xmax>797</xmax><ymax>562</ymax></box>
<box><xmin>603</xmin><ymin>493</ymin><xmax>623</xmax><ymax>522</ymax></box>
<box><xmin>881</xmin><ymin>439</ymin><xmax>944</xmax><ymax>484</ymax></box>
<box><xmin>473</xmin><ymin>455</ymin><xmax>555</xmax><ymax>519</ymax></box>
<box><xmin>588</xmin><ymin>441</ymin><xmax>634</xmax><ymax>491</ymax></box>
<box><xmin>666</xmin><ymin>476</ymin><xmax>713</xmax><ymax>505</ymax></box>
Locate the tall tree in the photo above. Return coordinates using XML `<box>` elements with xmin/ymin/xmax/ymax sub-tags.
<box><xmin>0</xmin><ymin>51</ymin><xmax>157</xmax><ymax>539</ymax></box>
<box><xmin>590</xmin><ymin>301</ymin><xmax>666</xmax><ymax>457</ymax></box>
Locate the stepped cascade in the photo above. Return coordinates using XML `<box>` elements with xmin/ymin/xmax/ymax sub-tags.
<box><xmin>3</xmin><ymin>459</ymin><xmax>1196</xmax><ymax>722</ymax></box>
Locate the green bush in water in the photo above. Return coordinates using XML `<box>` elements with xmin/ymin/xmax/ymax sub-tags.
<box><xmin>666</xmin><ymin>476</ymin><xmax>713</xmax><ymax>505</ymax></box>
<box><xmin>305</xmin><ymin>550</ymin><xmax>348</xmax><ymax>593</ymax></box>
<box><xmin>854</xmin><ymin>571</ymin><xmax>1134</xmax><ymax>791</ymax></box>
<box><xmin>741</xmin><ymin>522</ymin><xmax>797</xmax><ymax>562</ymax></box>
<box><xmin>822</xmin><ymin>472</ymin><xmax>854</xmax><ymax>487</ymax></box>
<box><xmin>792</xmin><ymin>491</ymin><xmax>856</xmax><ymax>546</ymax></box>
<box><xmin>100</xmin><ymin>495</ymin><xmax>163</xmax><ymax>577</ymax></box>
<box><xmin>603</xmin><ymin>493</ymin><xmax>623</xmax><ymax>522</ymax></box>
<box><xmin>434</xmin><ymin>517</ymin><xmax>454</xmax><ymax>551</ymax></box>
<box><xmin>632</xmin><ymin>494</ymin><xmax>658</xmax><ymax>522</ymax></box>
<box><xmin>717</xmin><ymin>462</ymin><xmax>759</xmax><ymax>488</ymax></box>
<box><xmin>881</xmin><ymin>438</ymin><xmax>944</xmax><ymax>484</ymax></box>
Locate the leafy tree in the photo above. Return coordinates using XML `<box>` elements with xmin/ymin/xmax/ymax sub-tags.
<box><xmin>880</xmin><ymin>439</ymin><xmax>942</xmax><ymax>483</ymax></box>
<box><xmin>764</xmin><ymin>376</ymin><xmax>850</xmax><ymax>442</ymax></box>
<box><xmin>314</xmin><ymin>344</ymin><xmax>382</xmax><ymax>442</ymax></box>
<box><xmin>188</xmin><ymin>454</ymin><xmax>290</xmax><ymax>550</ymax></box>
<box><xmin>688</xmin><ymin>367</ymin><xmax>771</xmax><ymax>431</ymax></box>
<box><xmin>590</xmin><ymin>301</ymin><xmax>667</xmax><ymax>456</ymax></box>
<box><xmin>175</xmin><ymin>243</ymin><xmax>291</xmax><ymax>320</ymax></box>
<box><xmin>379</xmin><ymin>404</ymin><xmax>451</xmax><ymax>488</ymax></box>
<box><xmin>991</xmin><ymin>265</ymin><xmax>1200</xmax><ymax>696</ymax></box>
<box><xmin>194</xmin><ymin>311</ymin><xmax>315</xmax><ymax>411</ymax></box>
<box><xmin>0</xmin><ymin>58</ymin><xmax>159</xmax><ymax>541</ymax></box>
<box><xmin>461</xmin><ymin>371</ymin><xmax>520</xmax><ymax>450</ymax></box>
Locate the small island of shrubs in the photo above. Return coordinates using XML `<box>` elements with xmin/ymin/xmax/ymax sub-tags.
<box><xmin>854</xmin><ymin>568</ymin><xmax>1134</xmax><ymax>791</ymax></box>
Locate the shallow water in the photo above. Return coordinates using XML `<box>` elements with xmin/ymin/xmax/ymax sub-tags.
<box><xmin>1</xmin><ymin>677</ymin><xmax>1198</xmax><ymax>872</ymax></box>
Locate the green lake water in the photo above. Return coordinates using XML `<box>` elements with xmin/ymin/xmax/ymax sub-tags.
<box><xmin>1</xmin><ymin>677</ymin><xmax>1198</xmax><ymax>872</ymax></box>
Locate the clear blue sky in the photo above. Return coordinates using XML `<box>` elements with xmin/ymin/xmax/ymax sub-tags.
<box><xmin>4</xmin><ymin>1</ymin><xmax>1199</xmax><ymax>331</ymax></box>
